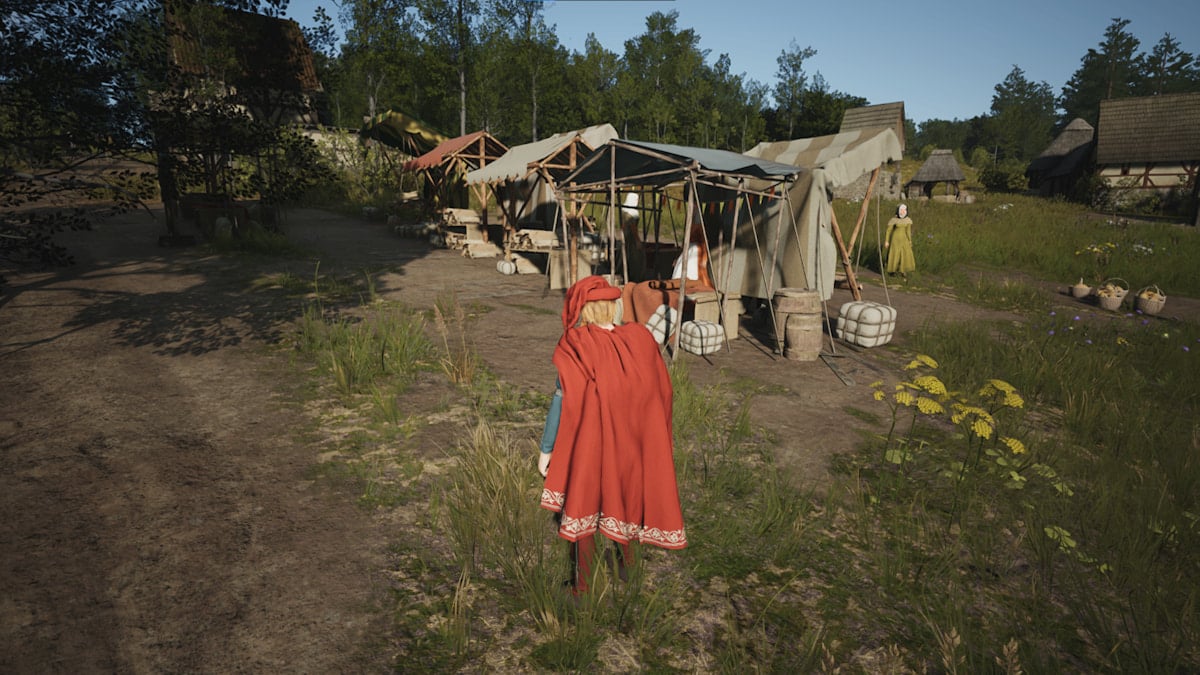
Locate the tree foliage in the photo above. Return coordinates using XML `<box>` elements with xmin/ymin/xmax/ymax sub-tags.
<box><xmin>1</xmin><ymin>0</ymin><xmax>347</xmax><ymax>285</ymax></box>
<box><xmin>1060</xmin><ymin>18</ymin><xmax>1143</xmax><ymax>126</ymax></box>
<box><xmin>913</xmin><ymin>17</ymin><xmax>1199</xmax><ymax>175</ymax></box>
<box><xmin>772</xmin><ymin>40</ymin><xmax>818</xmax><ymax>139</ymax></box>
<box><xmin>987</xmin><ymin>65</ymin><xmax>1056</xmax><ymax>163</ymax></box>
<box><xmin>1138</xmin><ymin>33</ymin><xmax>1200</xmax><ymax>96</ymax></box>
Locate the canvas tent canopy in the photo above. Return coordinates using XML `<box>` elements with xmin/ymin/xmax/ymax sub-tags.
<box><xmin>557</xmin><ymin>138</ymin><xmax>810</xmax><ymax>352</ymax></box>
<box><xmin>556</xmin><ymin>135</ymin><xmax>820</xmax><ymax>348</ymax></box>
<box><xmin>402</xmin><ymin>130</ymin><xmax>508</xmax><ymax>214</ymax></box>
<box><xmin>403</xmin><ymin>130</ymin><xmax>508</xmax><ymax>172</ymax></box>
<box><xmin>745</xmin><ymin>126</ymin><xmax>904</xmax><ymax>299</ymax></box>
<box><xmin>746</xmin><ymin>127</ymin><xmax>903</xmax><ymax>189</ymax></box>
<box><xmin>359</xmin><ymin>110</ymin><xmax>447</xmax><ymax>156</ymax></box>
<box><xmin>464</xmin><ymin>124</ymin><xmax>618</xmax><ymax>247</ymax></box>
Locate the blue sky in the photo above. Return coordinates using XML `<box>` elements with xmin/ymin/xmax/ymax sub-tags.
<box><xmin>284</xmin><ymin>0</ymin><xmax>1199</xmax><ymax>125</ymax></box>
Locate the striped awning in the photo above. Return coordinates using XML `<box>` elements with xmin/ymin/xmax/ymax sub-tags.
<box><xmin>744</xmin><ymin>127</ymin><xmax>903</xmax><ymax>188</ymax></box>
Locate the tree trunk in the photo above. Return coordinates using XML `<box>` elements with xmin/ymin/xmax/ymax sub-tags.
<box><xmin>530</xmin><ymin>68</ymin><xmax>538</xmax><ymax>141</ymax></box>
<box><xmin>156</xmin><ymin>149</ymin><xmax>180</xmax><ymax>236</ymax></box>
<box><xmin>459</xmin><ymin>66</ymin><xmax>467</xmax><ymax>136</ymax></box>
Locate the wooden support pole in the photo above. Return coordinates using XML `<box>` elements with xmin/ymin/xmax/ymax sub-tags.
<box><xmin>847</xmin><ymin>166</ymin><xmax>880</xmax><ymax>254</ymax></box>
<box><xmin>829</xmin><ymin>209</ymin><xmax>861</xmax><ymax>301</ymax></box>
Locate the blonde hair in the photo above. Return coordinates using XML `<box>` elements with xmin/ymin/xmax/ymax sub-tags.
<box><xmin>579</xmin><ymin>299</ymin><xmax>618</xmax><ymax>327</ymax></box>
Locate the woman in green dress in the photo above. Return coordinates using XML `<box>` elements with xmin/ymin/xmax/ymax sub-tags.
<box><xmin>884</xmin><ymin>203</ymin><xmax>915</xmax><ymax>279</ymax></box>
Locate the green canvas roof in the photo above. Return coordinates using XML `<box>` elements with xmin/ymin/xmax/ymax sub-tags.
<box><xmin>359</xmin><ymin>110</ymin><xmax>447</xmax><ymax>155</ymax></box>
<box><xmin>560</xmin><ymin>139</ymin><xmax>804</xmax><ymax>190</ymax></box>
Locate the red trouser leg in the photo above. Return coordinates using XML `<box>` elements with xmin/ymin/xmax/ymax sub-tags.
<box><xmin>570</xmin><ymin>535</ymin><xmax>596</xmax><ymax>593</ymax></box>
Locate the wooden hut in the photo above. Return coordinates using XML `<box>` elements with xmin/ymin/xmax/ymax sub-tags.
<box><xmin>838</xmin><ymin>102</ymin><xmax>906</xmax><ymax>199</ymax></box>
<box><xmin>840</xmin><ymin>101</ymin><xmax>906</xmax><ymax>153</ymax></box>
<box><xmin>1095</xmin><ymin>93</ymin><xmax>1200</xmax><ymax>224</ymax></box>
<box><xmin>905</xmin><ymin>149</ymin><xmax>965</xmax><ymax>200</ymax></box>
<box><xmin>1026</xmin><ymin>118</ymin><xmax>1095</xmax><ymax>197</ymax></box>
<box><xmin>167</xmin><ymin>5</ymin><xmax>325</xmax><ymax>126</ymax></box>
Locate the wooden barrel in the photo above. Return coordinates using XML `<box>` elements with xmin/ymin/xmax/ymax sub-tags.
<box><xmin>784</xmin><ymin>313</ymin><xmax>822</xmax><ymax>361</ymax></box>
<box><xmin>772</xmin><ymin>288</ymin><xmax>821</xmax><ymax>352</ymax></box>
<box><xmin>773</xmin><ymin>288</ymin><xmax>821</xmax><ymax>314</ymax></box>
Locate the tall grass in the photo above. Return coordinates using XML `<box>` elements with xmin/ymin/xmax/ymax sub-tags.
<box><xmin>836</xmin><ymin>193</ymin><xmax>1200</xmax><ymax>296</ymax></box>
<box><xmin>432</xmin><ymin>291</ymin><xmax>481</xmax><ymax>385</ymax></box>
<box><xmin>287</xmin><ymin>208</ymin><xmax>1199</xmax><ymax>668</ymax></box>
<box><xmin>878</xmin><ymin>311</ymin><xmax>1200</xmax><ymax>670</ymax></box>
<box><xmin>296</xmin><ymin>302</ymin><xmax>434</xmax><ymax>397</ymax></box>
<box><xmin>439</xmin><ymin>420</ymin><xmax>685</xmax><ymax>671</ymax></box>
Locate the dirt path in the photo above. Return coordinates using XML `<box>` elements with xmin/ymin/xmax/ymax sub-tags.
<box><xmin>2</xmin><ymin>206</ymin><xmax>1195</xmax><ymax>671</ymax></box>
<box><xmin>0</xmin><ymin>212</ymin><xmax>394</xmax><ymax>672</ymax></box>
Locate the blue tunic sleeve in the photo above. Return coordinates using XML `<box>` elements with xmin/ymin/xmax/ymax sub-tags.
<box><xmin>538</xmin><ymin>378</ymin><xmax>563</xmax><ymax>454</ymax></box>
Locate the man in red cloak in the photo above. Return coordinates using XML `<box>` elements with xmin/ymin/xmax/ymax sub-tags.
<box><xmin>538</xmin><ymin>276</ymin><xmax>686</xmax><ymax>593</ymax></box>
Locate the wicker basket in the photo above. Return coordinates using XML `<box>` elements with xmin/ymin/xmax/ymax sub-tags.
<box><xmin>1104</xmin><ymin>278</ymin><xmax>1129</xmax><ymax>297</ymax></box>
<box><xmin>1070</xmin><ymin>280</ymin><xmax>1092</xmax><ymax>299</ymax></box>
<box><xmin>1135</xmin><ymin>285</ymin><xmax>1167</xmax><ymax>316</ymax></box>
<box><xmin>1096</xmin><ymin>278</ymin><xmax>1128</xmax><ymax>311</ymax></box>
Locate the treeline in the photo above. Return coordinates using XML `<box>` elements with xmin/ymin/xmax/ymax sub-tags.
<box><xmin>307</xmin><ymin>6</ymin><xmax>1200</xmax><ymax>168</ymax></box>
<box><xmin>911</xmin><ymin>18</ymin><xmax>1200</xmax><ymax>168</ymax></box>
<box><xmin>303</xmin><ymin>2</ymin><xmax>865</xmax><ymax>151</ymax></box>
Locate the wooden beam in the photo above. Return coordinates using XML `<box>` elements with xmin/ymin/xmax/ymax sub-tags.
<box><xmin>846</xmin><ymin>166</ymin><xmax>880</xmax><ymax>254</ymax></box>
<box><xmin>829</xmin><ymin>209</ymin><xmax>861</xmax><ymax>301</ymax></box>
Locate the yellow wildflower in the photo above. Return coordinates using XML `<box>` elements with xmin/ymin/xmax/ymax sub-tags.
<box><xmin>987</xmin><ymin>379</ymin><xmax>1015</xmax><ymax>394</ymax></box>
<box><xmin>904</xmin><ymin>354</ymin><xmax>940</xmax><ymax>370</ymax></box>
<box><xmin>916</xmin><ymin>397</ymin><xmax>945</xmax><ymax>415</ymax></box>
<box><xmin>1001</xmin><ymin>437</ymin><xmax>1027</xmax><ymax>455</ymax></box>
<box><xmin>1002</xmin><ymin>392</ymin><xmax>1025</xmax><ymax>409</ymax></box>
<box><xmin>868</xmin><ymin>380</ymin><xmax>883</xmax><ymax>389</ymax></box>
<box><xmin>913</xmin><ymin>375</ymin><xmax>948</xmax><ymax>396</ymax></box>
<box><xmin>1117</xmin><ymin>336</ymin><xmax>1131</xmax><ymax>347</ymax></box>
<box><xmin>873</xmin><ymin>390</ymin><xmax>886</xmax><ymax>401</ymax></box>
<box><xmin>953</xmin><ymin>405</ymin><xmax>994</xmax><ymax>424</ymax></box>
<box><xmin>894</xmin><ymin>391</ymin><xmax>916</xmax><ymax>407</ymax></box>
<box><xmin>971</xmin><ymin>418</ymin><xmax>994</xmax><ymax>439</ymax></box>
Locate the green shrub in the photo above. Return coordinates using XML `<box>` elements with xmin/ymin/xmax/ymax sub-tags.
<box><xmin>979</xmin><ymin>159</ymin><xmax>1029</xmax><ymax>193</ymax></box>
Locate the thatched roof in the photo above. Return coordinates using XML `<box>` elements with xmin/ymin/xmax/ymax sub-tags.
<box><xmin>1047</xmin><ymin>141</ymin><xmax>1093</xmax><ymax>179</ymax></box>
<box><xmin>840</xmin><ymin>102</ymin><xmax>906</xmax><ymax>151</ymax></box>
<box><xmin>908</xmin><ymin>149</ymin><xmax>965</xmax><ymax>183</ymax></box>
<box><xmin>1096</xmin><ymin>92</ymin><xmax>1200</xmax><ymax>165</ymax></box>
<box><xmin>1028</xmin><ymin>118</ymin><xmax>1094</xmax><ymax>175</ymax></box>
<box><xmin>168</xmin><ymin>6</ymin><xmax>322</xmax><ymax>93</ymax></box>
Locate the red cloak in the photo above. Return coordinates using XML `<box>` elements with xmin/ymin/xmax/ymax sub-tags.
<box><xmin>539</xmin><ymin>322</ymin><xmax>686</xmax><ymax>549</ymax></box>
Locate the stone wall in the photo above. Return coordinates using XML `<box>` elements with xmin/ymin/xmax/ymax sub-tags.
<box><xmin>831</xmin><ymin>168</ymin><xmax>903</xmax><ymax>202</ymax></box>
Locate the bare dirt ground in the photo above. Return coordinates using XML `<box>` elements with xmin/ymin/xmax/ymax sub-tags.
<box><xmin>2</xmin><ymin>206</ymin><xmax>1197</xmax><ymax>671</ymax></box>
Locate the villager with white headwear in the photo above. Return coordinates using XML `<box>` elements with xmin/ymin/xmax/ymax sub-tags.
<box><xmin>884</xmin><ymin>203</ymin><xmax>916</xmax><ymax>279</ymax></box>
